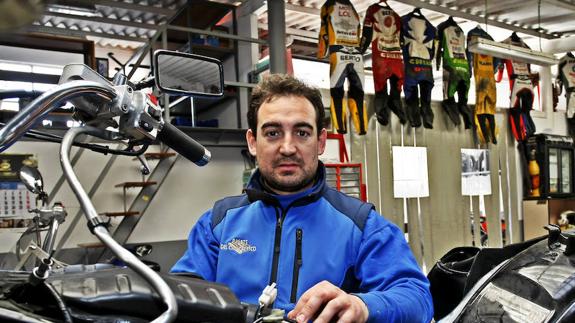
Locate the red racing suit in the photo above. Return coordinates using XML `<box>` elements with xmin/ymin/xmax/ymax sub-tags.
<box><xmin>360</xmin><ymin>2</ymin><xmax>405</xmax><ymax>126</ymax></box>
<box><xmin>496</xmin><ymin>33</ymin><xmax>538</xmax><ymax>142</ymax></box>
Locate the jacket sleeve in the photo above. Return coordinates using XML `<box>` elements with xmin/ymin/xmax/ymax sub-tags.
<box><xmin>353</xmin><ymin>210</ymin><xmax>433</xmax><ymax>323</ymax></box>
<box><xmin>359</xmin><ymin>6</ymin><xmax>373</xmax><ymax>54</ymax></box>
<box><xmin>435</xmin><ymin>22</ymin><xmax>445</xmax><ymax>71</ymax></box>
<box><xmin>317</xmin><ymin>4</ymin><xmax>329</xmax><ymax>59</ymax></box>
<box><xmin>170</xmin><ymin>209</ymin><xmax>219</xmax><ymax>281</ymax></box>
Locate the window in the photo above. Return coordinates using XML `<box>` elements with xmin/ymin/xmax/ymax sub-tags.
<box><xmin>0</xmin><ymin>61</ymin><xmax>63</xmax><ymax>112</ymax></box>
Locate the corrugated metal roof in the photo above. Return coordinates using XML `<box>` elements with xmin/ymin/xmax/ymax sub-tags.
<box><xmin>15</xmin><ymin>0</ymin><xmax>575</xmax><ymax>52</ymax></box>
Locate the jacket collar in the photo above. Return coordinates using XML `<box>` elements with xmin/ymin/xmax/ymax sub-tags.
<box><xmin>245</xmin><ymin>161</ymin><xmax>327</xmax><ymax>208</ymax></box>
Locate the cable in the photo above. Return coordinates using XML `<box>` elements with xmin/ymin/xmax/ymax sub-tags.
<box><xmin>484</xmin><ymin>0</ymin><xmax>488</xmax><ymax>32</ymax></box>
<box><xmin>0</xmin><ymin>122</ymin><xmax>150</xmax><ymax>156</ymax></box>
<box><xmin>43</xmin><ymin>282</ymin><xmax>73</xmax><ymax>323</ymax></box>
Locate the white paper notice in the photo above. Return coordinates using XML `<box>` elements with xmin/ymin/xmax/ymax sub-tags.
<box><xmin>461</xmin><ymin>149</ymin><xmax>491</xmax><ymax>196</ymax></box>
<box><xmin>392</xmin><ymin>146</ymin><xmax>429</xmax><ymax>198</ymax></box>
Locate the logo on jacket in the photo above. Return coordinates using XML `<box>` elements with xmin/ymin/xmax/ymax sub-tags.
<box><xmin>220</xmin><ymin>238</ymin><xmax>256</xmax><ymax>254</ymax></box>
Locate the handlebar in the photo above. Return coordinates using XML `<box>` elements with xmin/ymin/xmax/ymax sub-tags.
<box><xmin>60</xmin><ymin>126</ymin><xmax>178</xmax><ymax>323</ymax></box>
<box><xmin>0</xmin><ymin>61</ymin><xmax>218</xmax><ymax>322</ymax></box>
<box><xmin>157</xmin><ymin>122</ymin><xmax>211</xmax><ymax>166</ymax></box>
<box><xmin>0</xmin><ymin>80</ymin><xmax>116</xmax><ymax>152</ymax></box>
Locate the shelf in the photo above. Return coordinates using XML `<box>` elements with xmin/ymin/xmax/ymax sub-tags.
<box><xmin>100</xmin><ymin>211</ymin><xmax>140</xmax><ymax>217</ymax></box>
<box><xmin>188</xmin><ymin>44</ymin><xmax>234</xmax><ymax>61</ymax></box>
<box><xmin>144</xmin><ymin>152</ymin><xmax>176</xmax><ymax>160</ymax></box>
<box><xmin>114</xmin><ymin>181</ymin><xmax>157</xmax><ymax>188</ymax></box>
<box><xmin>170</xmin><ymin>91</ymin><xmax>238</xmax><ymax>117</ymax></box>
<box><xmin>77</xmin><ymin>242</ymin><xmax>105</xmax><ymax>249</ymax></box>
<box><xmin>175</xmin><ymin>127</ymin><xmax>248</xmax><ymax>147</ymax></box>
<box><xmin>132</xmin><ymin>152</ymin><xmax>176</xmax><ymax>161</ymax></box>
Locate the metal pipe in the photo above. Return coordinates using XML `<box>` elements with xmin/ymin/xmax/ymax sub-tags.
<box><xmin>60</xmin><ymin>126</ymin><xmax>178</xmax><ymax>323</ymax></box>
<box><xmin>166</xmin><ymin>25</ymin><xmax>266</xmax><ymax>44</ymax></box>
<box><xmin>0</xmin><ymin>80</ymin><xmax>116</xmax><ymax>152</ymax></box>
<box><xmin>267</xmin><ymin>0</ymin><xmax>287</xmax><ymax>74</ymax></box>
<box><xmin>42</xmin><ymin>219</ymin><xmax>60</xmax><ymax>256</ymax></box>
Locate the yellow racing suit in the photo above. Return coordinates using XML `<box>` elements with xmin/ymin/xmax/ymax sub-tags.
<box><xmin>467</xmin><ymin>26</ymin><xmax>498</xmax><ymax>144</ymax></box>
<box><xmin>318</xmin><ymin>0</ymin><xmax>366</xmax><ymax>135</ymax></box>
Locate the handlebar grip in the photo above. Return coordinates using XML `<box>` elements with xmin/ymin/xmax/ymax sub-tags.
<box><xmin>157</xmin><ymin>122</ymin><xmax>211</xmax><ymax>166</ymax></box>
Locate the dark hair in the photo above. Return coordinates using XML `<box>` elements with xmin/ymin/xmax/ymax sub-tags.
<box><xmin>248</xmin><ymin>74</ymin><xmax>325</xmax><ymax>137</ymax></box>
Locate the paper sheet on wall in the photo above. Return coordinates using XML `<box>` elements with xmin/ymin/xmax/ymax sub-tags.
<box><xmin>461</xmin><ymin>149</ymin><xmax>492</xmax><ymax>196</ymax></box>
<box><xmin>392</xmin><ymin>146</ymin><xmax>429</xmax><ymax>198</ymax></box>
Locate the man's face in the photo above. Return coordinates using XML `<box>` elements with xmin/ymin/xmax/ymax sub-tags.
<box><xmin>246</xmin><ymin>95</ymin><xmax>327</xmax><ymax>195</ymax></box>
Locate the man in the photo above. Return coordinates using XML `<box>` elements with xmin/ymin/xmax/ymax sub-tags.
<box><xmin>172</xmin><ymin>74</ymin><xmax>433</xmax><ymax>322</ymax></box>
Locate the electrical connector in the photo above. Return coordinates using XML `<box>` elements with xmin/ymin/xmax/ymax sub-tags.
<box><xmin>258</xmin><ymin>282</ymin><xmax>277</xmax><ymax>308</ymax></box>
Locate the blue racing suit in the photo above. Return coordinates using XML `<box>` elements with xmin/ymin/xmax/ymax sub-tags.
<box><xmin>172</xmin><ymin>163</ymin><xmax>433</xmax><ymax>322</ymax></box>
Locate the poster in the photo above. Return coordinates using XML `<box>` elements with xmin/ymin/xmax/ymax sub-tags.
<box><xmin>461</xmin><ymin>149</ymin><xmax>492</xmax><ymax>196</ymax></box>
<box><xmin>392</xmin><ymin>146</ymin><xmax>429</xmax><ymax>198</ymax></box>
<box><xmin>0</xmin><ymin>154</ymin><xmax>37</xmax><ymax>228</ymax></box>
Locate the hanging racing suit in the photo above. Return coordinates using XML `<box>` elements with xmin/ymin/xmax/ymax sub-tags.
<box><xmin>467</xmin><ymin>26</ymin><xmax>498</xmax><ymax>144</ymax></box>
<box><xmin>436</xmin><ymin>17</ymin><xmax>472</xmax><ymax>129</ymax></box>
<box><xmin>401</xmin><ymin>9</ymin><xmax>436</xmax><ymax>129</ymax></box>
<box><xmin>496</xmin><ymin>33</ymin><xmax>538</xmax><ymax>142</ymax></box>
<box><xmin>360</xmin><ymin>2</ymin><xmax>406</xmax><ymax>126</ymax></box>
<box><xmin>556</xmin><ymin>52</ymin><xmax>575</xmax><ymax>135</ymax></box>
<box><xmin>318</xmin><ymin>0</ymin><xmax>366</xmax><ymax>135</ymax></box>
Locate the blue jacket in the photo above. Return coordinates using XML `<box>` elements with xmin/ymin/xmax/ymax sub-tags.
<box><xmin>172</xmin><ymin>163</ymin><xmax>433</xmax><ymax>322</ymax></box>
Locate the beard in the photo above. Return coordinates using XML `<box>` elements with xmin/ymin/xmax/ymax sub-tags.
<box><xmin>262</xmin><ymin>157</ymin><xmax>317</xmax><ymax>193</ymax></box>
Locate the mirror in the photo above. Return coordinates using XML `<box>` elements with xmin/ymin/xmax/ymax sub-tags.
<box><xmin>154</xmin><ymin>50</ymin><xmax>224</xmax><ymax>97</ymax></box>
<box><xmin>19</xmin><ymin>165</ymin><xmax>44</xmax><ymax>195</ymax></box>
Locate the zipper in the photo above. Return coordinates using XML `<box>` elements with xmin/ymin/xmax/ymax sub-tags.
<box><xmin>290</xmin><ymin>228</ymin><xmax>303</xmax><ymax>303</ymax></box>
<box><xmin>269</xmin><ymin>208</ymin><xmax>285</xmax><ymax>285</ymax></box>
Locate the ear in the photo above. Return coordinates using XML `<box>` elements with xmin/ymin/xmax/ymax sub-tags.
<box><xmin>318</xmin><ymin>128</ymin><xmax>327</xmax><ymax>155</ymax></box>
<box><xmin>246</xmin><ymin>129</ymin><xmax>257</xmax><ymax>156</ymax></box>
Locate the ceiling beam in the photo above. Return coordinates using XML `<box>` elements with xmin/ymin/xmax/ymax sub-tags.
<box><xmin>54</xmin><ymin>0</ymin><xmax>176</xmax><ymax>16</ymax></box>
<box><xmin>520</xmin><ymin>13</ymin><xmax>574</xmax><ymax>25</ymax></box>
<box><xmin>258</xmin><ymin>22</ymin><xmax>318</xmax><ymax>39</ymax></box>
<box><xmin>24</xmin><ymin>25</ymin><xmax>148</xmax><ymax>43</ymax></box>
<box><xmin>482</xmin><ymin>1</ymin><xmax>526</xmax><ymax>16</ymax></box>
<box><xmin>544</xmin><ymin>0</ymin><xmax>575</xmax><ymax>11</ymax></box>
<box><xmin>285</xmin><ymin>3</ymin><xmax>319</xmax><ymax>16</ymax></box>
<box><xmin>42</xmin><ymin>11</ymin><xmax>161</xmax><ymax>30</ymax></box>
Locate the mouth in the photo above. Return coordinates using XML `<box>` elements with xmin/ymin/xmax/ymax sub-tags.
<box><xmin>276</xmin><ymin>162</ymin><xmax>300</xmax><ymax>172</ymax></box>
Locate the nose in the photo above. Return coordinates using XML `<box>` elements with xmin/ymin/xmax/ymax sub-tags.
<box><xmin>279</xmin><ymin>134</ymin><xmax>297</xmax><ymax>156</ymax></box>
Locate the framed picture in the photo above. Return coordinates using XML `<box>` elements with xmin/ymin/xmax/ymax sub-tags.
<box><xmin>96</xmin><ymin>58</ymin><xmax>109</xmax><ymax>78</ymax></box>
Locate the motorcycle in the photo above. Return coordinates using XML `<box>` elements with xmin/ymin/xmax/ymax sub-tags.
<box><xmin>0</xmin><ymin>50</ymin><xmax>287</xmax><ymax>323</ymax></box>
<box><xmin>429</xmin><ymin>225</ymin><xmax>575</xmax><ymax>322</ymax></box>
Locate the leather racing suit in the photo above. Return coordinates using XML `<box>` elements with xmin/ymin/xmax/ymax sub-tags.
<box><xmin>467</xmin><ymin>26</ymin><xmax>498</xmax><ymax>144</ymax></box>
<box><xmin>436</xmin><ymin>17</ymin><xmax>472</xmax><ymax>129</ymax></box>
<box><xmin>401</xmin><ymin>10</ymin><xmax>436</xmax><ymax>129</ymax></box>
<box><xmin>318</xmin><ymin>0</ymin><xmax>367</xmax><ymax>135</ymax></box>
<box><xmin>496</xmin><ymin>33</ymin><xmax>538</xmax><ymax>142</ymax></box>
<box><xmin>360</xmin><ymin>2</ymin><xmax>406</xmax><ymax>126</ymax></box>
<box><xmin>556</xmin><ymin>52</ymin><xmax>575</xmax><ymax>134</ymax></box>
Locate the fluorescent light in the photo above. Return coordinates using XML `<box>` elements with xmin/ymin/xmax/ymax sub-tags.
<box><xmin>468</xmin><ymin>37</ymin><xmax>559</xmax><ymax>66</ymax></box>
<box><xmin>47</xmin><ymin>5</ymin><xmax>98</xmax><ymax>17</ymax></box>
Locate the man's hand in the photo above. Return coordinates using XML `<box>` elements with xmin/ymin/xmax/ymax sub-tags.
<box><xmin>287</xmin><ymin>281</ymin><xmax>369</xmax><ymax>323</ymax></box>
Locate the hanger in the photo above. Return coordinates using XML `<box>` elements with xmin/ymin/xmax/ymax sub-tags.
<box><xmin>378</xmin><ymin>0</ymin><xmax>390</xmax><ymax>8</ymax></box>
<box><xmin>510</xmin><ymin>32</ymin><xmax>521</xmax><ymax>42</ymax></box>
<box><xmin>412</xmin><ymin>7</ymin><xmax>423</xmax><ymax>17</ymax></box>
<box><xmin>567</xmin><ymin>52</ymin><xmax>574</xmax><ymax>58</ymax></box>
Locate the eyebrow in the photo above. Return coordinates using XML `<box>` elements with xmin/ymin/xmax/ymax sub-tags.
<box><xmin>260</xmin><ymin>122</ymin><xmax>314</xmax><ymax>131</ymax></box>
